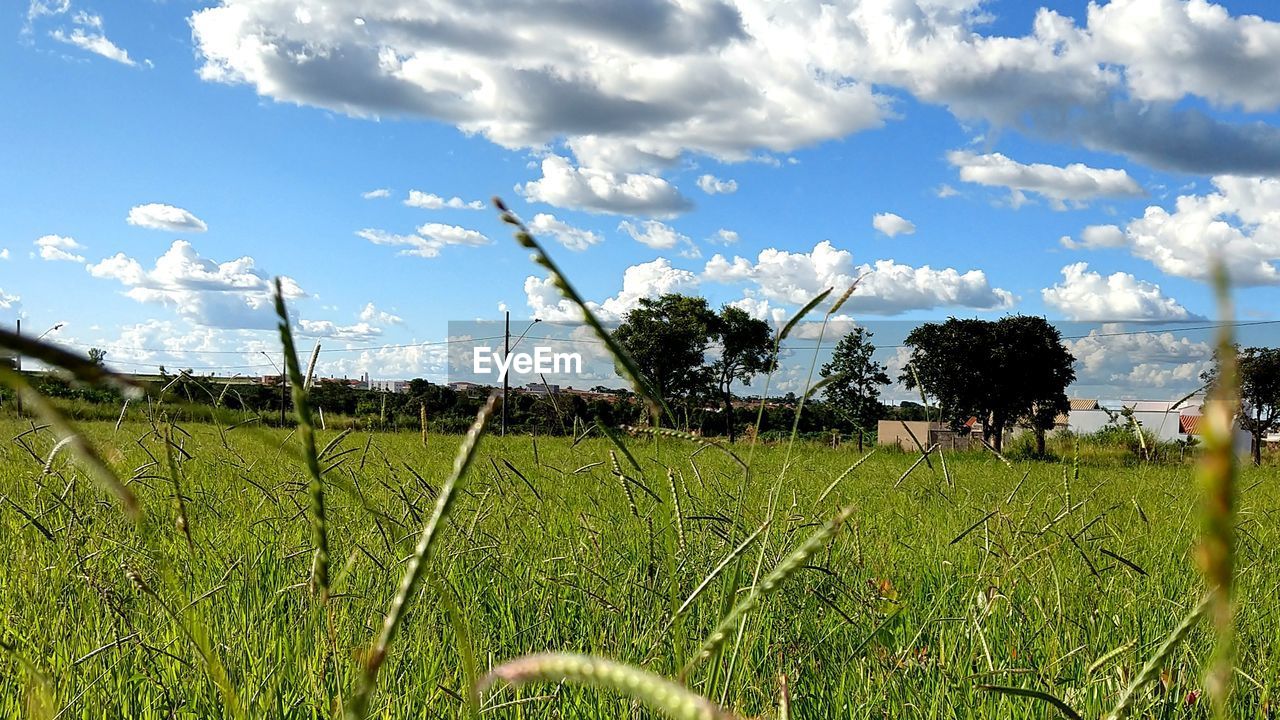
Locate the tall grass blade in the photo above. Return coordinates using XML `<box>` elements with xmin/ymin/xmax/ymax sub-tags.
<box><xmin>273</xmin><ymin>278</ymin><xmax>329</xmax><ymax>599</ymax></box>
<box><xmin>684</xmin><ymin>505</ymin><xmax>854</xmax><ymax>674</ymax></box>
<box><xmin>495</xmin><ymin>198</ymin><xmax>672</xmax><ymax>424</ymax></box>
<box><xmin>348</xmin><ymin>392</ymin><xmax>498</xmax><ymax>718</ymax></box>
<box><xmin>0</xmin><ymin>366</ymin><xmax>141</xmax><ymax>521</ymax></box>
<box><xmin>483</xmin><ymin>653</ymin><xmax>739</xmax><ymax>720</ymax></box>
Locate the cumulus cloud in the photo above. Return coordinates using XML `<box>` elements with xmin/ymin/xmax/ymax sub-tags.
<box><xmin>189</xmin><ymin>0</ymin><xmax>1280</xmax><ymax>177</ymax></box>
<box><xmin>872</xmin><ymin>212</ymin><xmax>915</xmax><ymax>237</ymax></box>
<box><xmin>947</xmin><ymin>151</ymin><xmax>1144</xmax><ymax>209</ymax></box>
<box><xmin>520</xmin><ymin>156</ymin><xmax>692</xmax><ymax>217</ymax></box>
<box><xmin>296</xmin><ymin>319</ymin><xmax>382</xmax><ymax>341</ymax></box>
<box><xmin>1067</xmin><ymin>326</ymin><xmax>1214</xmax><ymax>392</ymax></box>
<box><xmin>527</xmin><ymin>213</ymin><xmax>603</xmax><ymax>251</ymax></box>
<box><xmin>1060</xmin><ymin>224</ymin><xmax>1127</xmax><ymax>250</ymax></box>
<box><xmin>0</xmin><ymin>288</ymin><xmax>19</xmax><ymax>311</ymax></box>
<box><xmin>1066</xmin><ymin>176</ymin><xmax>1280</xmax><ymax>285</ymax></box>
<box><xmin>1042</xmin><ymin>263</ymin><xmax>1199</xmax><ymax>321</ymax></box>
<box><xmin>619</xmin><ymin>220</ymin><xmax>684</xmax><ymax>249</ymax></box>
<box><xmin>359</xmin><ymin>302</ymin><xmax>403</xmax><ymax>325</ymax></box>
<box><xmin>35</xmin><ymin>234</ymin><xmax>85</xmax><ymax>262</ymax></box>
<box><xmin>404</xmin><ymin>190</ymin><xmax>484</xmax><ymax>210</ymax></box>
<box><xmin>703</xmin><ymin>240</ymin><xmax>1014</xmax><ymax>315</ymax></box>
<box><xmin>86</xmin><ymin>240</ymin><xmax>304</xmax><ymax>329</ymax></box>
<box><xmin>0</xmin><ymin>249</ymin><xmax>10</xmax><ymax>260</ymax></box>
<box><xmin>696</xmin><ymin>174</ymin><xmax>738</xmax><ymax>195</ymax></box>
<box><xmin>126</xmin><ymin>203</ymin><xmax>208</xmax><ymax>233</ymax></box>
<box><xmin>49</xmin><ymin>11</ymin><xmax>139</xmax><ymax>66</ymax></box>
<box><xmin>710</xmin><ymin>229</ymin><xmax>739</xmax><ymax>245</ymax></box>
<box><xmin>524</xmin><ymin>257</ymin><xmax>699</xmax><ymax>321</ymax></box>
<box><xmin>362</xmin><ymin>188</ymin><xmax>391</xmax><ymax>199</ymax></box>
<box><xmin>356</xmin><ymin>222</ymin><xmax>491</xmax><ymax>258</ymax></box>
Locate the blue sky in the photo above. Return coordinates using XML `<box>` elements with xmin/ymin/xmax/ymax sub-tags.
<box><xmin>2</xmin><ymin>0</ymin><xmax>1279</xmax><ymax>400</ymax></box>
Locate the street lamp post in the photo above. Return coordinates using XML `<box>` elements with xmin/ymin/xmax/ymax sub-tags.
<box><xmin>13</xmin><ymin>321</ymin><xmax>64</xmax><ymax>416</ymax></box>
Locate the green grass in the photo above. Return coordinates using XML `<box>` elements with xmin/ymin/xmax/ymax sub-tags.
<box><xmin>1</xmin><ymin>419</ymin><xmax>1276</xmax><ymax>718</ymax></box>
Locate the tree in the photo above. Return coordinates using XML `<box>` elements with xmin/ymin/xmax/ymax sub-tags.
<box><xmin>902</xmin><ymin>316</ymin><xmax>1075</xmax><ymax>452</ymax></box>
<box><xmin>1203</xmin><ymin>346</ymin><xmax>1280</xmax><ymax>466</ymax></box>
<box><xmin>710</xmin><ymin>305</ymin><xmax>775</xmax><ymax>442</ymax></box>
<box><xmin>820</xmin><ymin>327</ymin><xmax>890</xmax><ymax>444</ymax></box>
<box><xmin>614</xmin><ymin>294</ymin><xmax>717</xmax><ymax>422</ymax></box>
<box><xmin>88</xmin><ymin>347</ymin><xmax>108</xmax><ymax>366</ymax></box>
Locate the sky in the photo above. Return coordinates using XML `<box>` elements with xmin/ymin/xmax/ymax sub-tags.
<box><xmin>2</xmin><ymin>0</ymin><xmax>1280</xmax><ymax>402</ymax></box>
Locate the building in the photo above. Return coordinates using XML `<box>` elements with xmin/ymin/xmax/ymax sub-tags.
<box><xmin>1061</xmin><ymin>396</ymin><xmax>1253</xmax><ymax>455</ymax></box>
<box><xmin>877</xmin><ymin>420</ymin><xmax>993</xmax><ymax>451</ymax></box>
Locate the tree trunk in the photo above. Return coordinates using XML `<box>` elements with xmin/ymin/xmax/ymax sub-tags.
<box><xmin>992</xmin><ymin>413</ymin><xmax>1005</xmax><ymax>453</ymax></box>
<box><xmin>1254</xmin><ymin>435</ymin><xmax>1262</xmax><ymax>467</ymax></box>
<box><xmin>723</xmin><ymin>384</ymin><xmax>735</xmax><ymax>443</ymax></box>
<box><xmin>1035</xmin><ymin>426</ymin><xmax>1046</xmax><ymax>456</ymax></box>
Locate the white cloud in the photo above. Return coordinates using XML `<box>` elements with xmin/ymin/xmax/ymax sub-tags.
<box><xmin>710</xmin><ymin>229</ymin><xmax>739</xmax><ymax>245</ymax></box>
<box><xmin>356</xmin><ymin>223</ymin><xmax>491</xmax><ymax>259</ymax></box>
<box><xmin>1085</xmin><ymin>0</ymin><xmax>1280</xmax><ymax>113</ymax></box>
<box><xmin>0</xmin><ymin>249</ymin><xmax>10</xmax><ymax>260</ymax></box>
<box><xmin>936</xmin><ymin>184</ymin><xmax>959</xmax><ymax>198</ymax></box>
<box><xmin>1042</xmin><ymin>262</ymin><xmax>1199</xmax><ymax>321</ymax></box>
<box><xmin>35</xmin><ymin>234</ymin><xmax>85</xmax><ymax>262</ymax></box>
<box><xmin>191</xmin><ymin>0</ymin><xmax>886</xmax><ymax>174</ymax></box>
<box><xmin>0</xmin><ymin>288</ymin><xmax>19</xmax><ymax>311</ymax></box>
<box><xmin>703</xmin><ymin>240</ymin><xmax>1014</xmax><ymax>315</ymax></box>
<box><xmin>189</xmin><ymin>0</ymin><xmax>1280</xmax><ymax>177</ymax></box>
<box><xmin>524</xmin><ymin>257</ymin><xmax>699</xmax><ymax>321</ymax></box>
<box><xmin>359</xmin><ymin>302</ymin><xmax>403</xmax><ymax>325</ymax></box>
<box><xmin>520</xmin><ymin>156</ymin><xmax>692</xmax><ymax>217</ymax></box>
<box><xmin>872</xmin><ymin>212</ymin><xmax>916</xmax><ymax>237</ymax></box>
<box><xmin>362</xmin><ymin>188</ymin><xmax>391</xmax><ymax>199</ymax></box>
<box><xmin>49</xmin><ymin>11</ymin><xmax>138</xmax><ymax>66</ymax></box>
<box><xmin>404</xmin><ymin>190</ymin><xmax>484</xmax><ymax>210</ymax></box>
<box><xmin>696</xmin><ymin>174</ymin><xmax>738</xmax><ymax>195</ymax></box>
<box><xmin>527</xmin><ymin>213</ymin><xmax>603</xmax><ymax>251</ymax></box>
<box><xmin>126</xmin><ymin>203</ymin><xmax>208</xmax><ymax>233</ymax></box>
<box><xmin>1060</xmin><ymin>224</ymin><xmax>1127</xmax><ymax>250</ymax></box>
<box><xmin>947</xmin><ymin>151</ymin><xmax>1144</xmax><ymax>209</ymax></box>
<box><xmin>1067</xmin><ymin>326</ymin><xmax>1213</xmax><ymax>391</ymax></box>
<box><xmin>618</xmin><ymin>219</ymin><xmax>685</xmax><ymax>250</ymax></box>
<box><xmin>86</xmin><ymin>240</ymin><xmax>305</xmax><ymax>329</ymax></box>
<box><xmin>1071</xmin><ymin>176</ymin><xmax>1280</xmax><ymax>285</ymax></box>
<box><xmin>297</xmin><ymin>319</ymin><xmax>382</xmax><ymax>341</ymax></box>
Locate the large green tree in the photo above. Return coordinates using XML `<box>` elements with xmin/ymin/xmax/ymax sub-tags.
<box><xmin>613</xmin><ymin>294</ymin><xmax>718</xmax><ymax>418</ymax></box>
<box><xmin>1203</xmin><ymin>345</ymin><xmax>1280</xmax><ymax>465</ymax></box>
<box><xmin>820</xmin><ymin>327</ymin><xmax>890</xmax><ymax>442</ymax></box>
<box><xmin>710</xmin><ymin>305</ymin><xmax>775</xmax><ymax>442</ymax></box>
<box><xmin>902</xmin><ymin>316</ymin><xmax>1075</xmax><ymax>452</ymax></box>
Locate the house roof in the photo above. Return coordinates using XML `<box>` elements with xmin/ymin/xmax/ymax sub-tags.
<box><xmin>1180</xmin><ymin>415</ymin><xmax>1203</xmax><ymax>435</ymax></box>
<box><xmin>1069</xmin><ymin>398</ymin><xmax>1100</xmax><ymax>411</ymax></box>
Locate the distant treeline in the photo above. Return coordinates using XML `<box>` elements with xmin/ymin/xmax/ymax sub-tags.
<box><xmin>0</xmin><ymin>372</ymin><xmax>931</xmax><ymax>438</ymax></box>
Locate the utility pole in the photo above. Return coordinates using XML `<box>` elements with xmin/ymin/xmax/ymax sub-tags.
<box><xmin>279</xmin><ymin>354</ymin><xmax>287</xmax><ymax>427</ymax></box>
<box><xmin>14</xmin><ymin>319</ymin><xmax>20</xmax><ymax>416</ymax></box>
<box><xmin>501</xmin><ymin>310</ymin><xmax>509</xmax><ymax>436</ymax></box>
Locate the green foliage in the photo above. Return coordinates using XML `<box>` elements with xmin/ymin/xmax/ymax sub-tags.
<box><xmin>0</xmin><ymin>422</ymin><xmax>1273</xmax><ymax>717</ymax></box>
<box><xmin>614</xmin><ymin>293</ymin><xmax>718</xmax><ymax>404</ymax></box>
<box><xmin>902</xmin><ymin>316</ymin><xmax>1075</xmax><ymax>451</ymax></box>
<box><xmin>820</xmin><ymin>327</ymin><xmax>890</xmax><ymax>434</ymax></box>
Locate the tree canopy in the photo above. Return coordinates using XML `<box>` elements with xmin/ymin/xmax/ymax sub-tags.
<box><xmin>614</xmin><ymin>294</ymin><xmax>775</xmax><ymax>437</ymax></box>
<box><xmin>1203</xmin><ymin>345</ymin><xmax>1280</xmax><ymax>465</ymax></box>
<box><xmin>820</xmin><ymin>327</ymin><xmax>890</xmax><ymax>436</ymax></box>
<box><xmin>901</xmin><ymin>316</ymin><xmax>1075</xmax><ymax>452</ymax></box>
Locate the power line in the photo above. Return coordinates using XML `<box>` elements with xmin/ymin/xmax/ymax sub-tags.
<box><xmin>49</xmin><ymin>319</ymin><xmax>1280</xmax><ymax>371</ymax></box>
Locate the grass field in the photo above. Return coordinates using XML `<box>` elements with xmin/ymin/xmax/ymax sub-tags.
<box><xmin>0</xmin><ymin>416</ymin><xmax>1276</xmax><ymax>719</ymax></box>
